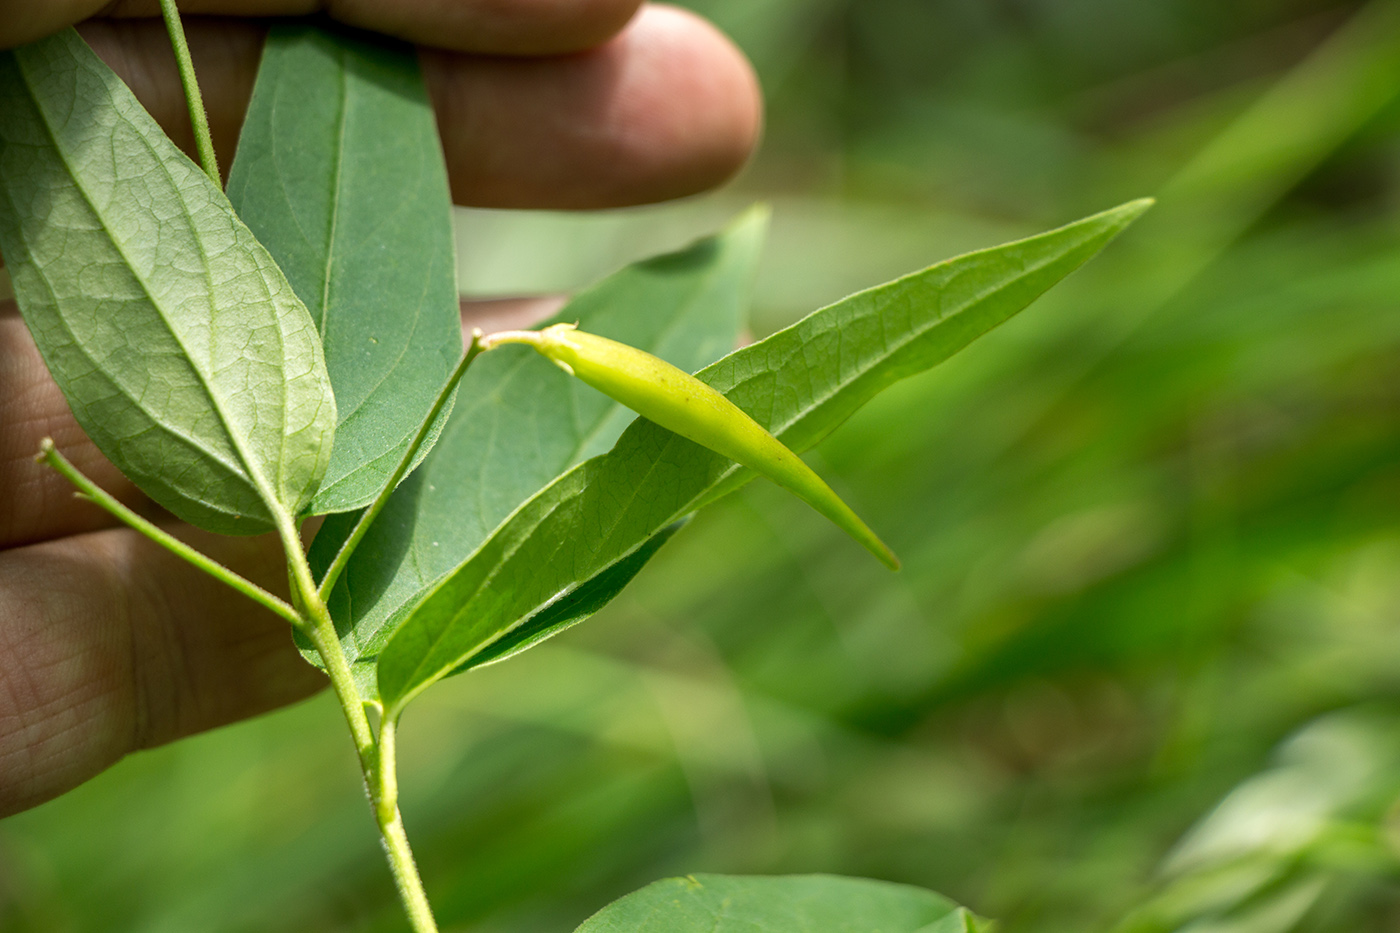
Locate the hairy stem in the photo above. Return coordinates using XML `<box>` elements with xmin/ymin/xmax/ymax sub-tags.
<box><xmin>279</xmin><ymin>514</ymin><xmax>375</xmax><ymax>763</ymax></box>
<box><xmin>157</xmin><ymin>0</ymin><xmax>220</xmax><ymax>184</ymax></box>
<box><xmin>317</xmin><ymin>331</ymin><xmax>486</xmax><ymax>602</ymax></box>
<box><xmin>36</xmin><ymin>439</ymin><xmax>302</xmax><ymax>627</ymax></box>
<box><xmin>40</xmin><ymin>439</ymin><xmax>441</xmax><ymax>927</ymax></box>
<box><xmin>374</xmin><ymin>717</ymin><xmax>439</xmax><ymax>932</ymax></box>
<box><xmin>280</xmin><ymin>520</ymin><xmax>439</xmax><ymax>933</ymax></box>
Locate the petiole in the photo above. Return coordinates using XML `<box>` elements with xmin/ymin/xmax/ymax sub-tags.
<box><xmin>36</xmin><ymin>438</ymin><xmax>303</xmax><ymax>628</ymax></box>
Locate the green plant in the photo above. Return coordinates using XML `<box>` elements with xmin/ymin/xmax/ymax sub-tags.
<box><xmin>0</xmin><ymin>9</ymin><xmax>1147</xmax><ymax>931</ymax></box>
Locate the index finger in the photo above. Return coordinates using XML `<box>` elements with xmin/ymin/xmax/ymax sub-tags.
<box><xmin>1</xmin><ymin>0</ymin><xmax>644</xmax><ymax>54</ymax></box>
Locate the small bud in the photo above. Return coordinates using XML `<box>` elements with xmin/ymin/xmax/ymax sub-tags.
<box><xmin>483</xmin><ymin>324</ymin><xmax>899</xmax><ymax>570</ymax></box>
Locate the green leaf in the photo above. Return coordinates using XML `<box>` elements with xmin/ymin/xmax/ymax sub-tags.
<box><xmin>307</xmin><ymin>208</ymin><xmax>767</xmax><ymax>692</ymax></box>
<box><xmin>226</xmin><ymin>23</ymin><xmax>461</xmax><ymax>515</ymax></box>
<box><xmin>377</xmin><ymin>199</ymin><xmax>1152</xmax><ymax>711</ymax></box>
<box><xmin>0</xmin><ymin>30</ymin><xmax>335</xmax><ymax>535</ymax></box>
<box><xmin>461</xmin><ymin>520</ymin><xmax>685</xmax><ymax>674</ymax></box>
<box><xmin>574</xmin><ymin>874</ymin><xmax>965</xmax><ymax>933</ymax></box>
<box><xmin>914</xmin><ymin>909</ymin><xmax>989</xmax><ymax>933</ymax></box>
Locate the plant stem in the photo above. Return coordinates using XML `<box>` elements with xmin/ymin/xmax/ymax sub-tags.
<box><xmin>41</xmin><ymin>442</ymin><xmax>441</xmax><ymax>927</ymax></box>
<box><xmin>278</xmin><ymin>514</ymin><xmax>375</xmax><ymax>763</ymax></box>
<box><xmin>317</xmin><ymin>331</ymin><xmax>486</xmax><ymax>602</ymax></box>
<box><xmin>279</xmin><ymin>520</ymin><xmax>439</xmax><ymax>933</ymax></box>
<box><xmin>157</xmin><ymin>0</ymin><xmax>220</xmax><ymax>185</ymax></box>
<box><xmin>374</xmin><ymin>717</ymin><xmax>439</xmax><ymax>932</ymax></box>
<box><xmin>36</xmin><ymin>439</ymin><xmax>303</xmax><ymax>627</ymax></box>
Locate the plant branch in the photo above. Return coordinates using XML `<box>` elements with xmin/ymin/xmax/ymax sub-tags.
<box><xmin>373</xmin><ymin>716</ymin><xmax>439</xmax><ymax>932</ymax></box>
<box><xmin>36</xmin><ymin>438</ymin><xmax>302</xmax><ymax>627</ymax></box>
<box><xmin>278</xmin><ymin>521</ymin><xmax>438</xmax><ymax>932</ymax></box>
<box><xmin>43</xmin><ymin>442</ymin><xmax>441</xmax><ymax>930</ymax></box>
<box><xmin>157</xmin><ymin>0</ymin><xmax>220</xmax><ymax>184</ymax></box>
<box><xmin>317</xmin><ymin>330</ymin><xmax>486</xmax><ymax>602</ymax></box>
<box><xmin>278</xmin><ymin>514</ymin><xmax>376</xmax><ymax>762</ymax></box>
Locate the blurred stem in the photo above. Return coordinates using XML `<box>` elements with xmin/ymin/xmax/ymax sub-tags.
<box><xmin>157</xmin><ymin>0</ymin><xmax>220</xmax><ymax>184</ymax></box>
<box><xmin>281</xmin><ymin>526</ymin><xmax>439</xmax><ymax>933</ymax></box>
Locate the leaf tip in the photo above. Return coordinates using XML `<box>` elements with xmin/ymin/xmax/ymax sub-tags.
<box><xmin>881</xmin><ymin>546</ymin><xmax>902</xmax><ymax>572</ymax></box>
<box><xmin>1115</xmin><ymin>196</ymin><xmax>1156</xmax><ymax>224</ymax></box>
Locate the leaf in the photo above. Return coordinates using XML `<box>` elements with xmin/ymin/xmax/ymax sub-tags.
<box><xmin>226</xmin><ymin>23</ymin><xmax>461</xmax><ymax>515</ymax></box>
<box><xmin>307</xmin><ymin>208</ymin><xmax>767</xmax><ymax>692</ymax></box>
<box><xmin>573</xmin><ymin>874</ymin><xmax>965</xmax><ymax>933</ymax></box>
<box><xmin>461</xmin><ymin>520</ymin><xmax>686</xmax><ymax>674</ymax></box>
<box><xmin>0</xmin><ymin>30</ymin><xmax>335</xmax><ymax>535</ymax></box>
<box><xmin>914</xmin><ymin>909</ymin><xmax>988</xmax><ymax>933</ymax></box>
<box><xmin>376</xmin><ymin>199</ymin><xmax>1152</xmax><ymax>711</ymax></box>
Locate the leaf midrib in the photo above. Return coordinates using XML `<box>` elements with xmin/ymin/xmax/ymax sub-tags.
<box><xmin>18</xmin><ymin>46</ymin><xmax>293</xmax><ymax>525</ymax></box>
<box><xmin>748</xmin><ymin>246</ymin><xmax>1067</xmax><ymax>443</ymax></box>
<box><xmin>13</xmin><ymin>221</ymin><xmax>256</xmax><ymax>502</ymax></box>
<box><xmin>318</xmin><ymin>43</ymin><xmax>348</xmax><ymax>340</ymax></box>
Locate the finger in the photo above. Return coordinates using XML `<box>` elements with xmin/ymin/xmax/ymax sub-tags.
<box><xmin>425</xmin><ymin>5</ymin><xmax>762</xmax><ymax>208</ymax></box>
<box><xmin>75</xmin><ymin>5</ymin><xmax>761</xmax><ymax>209</ymax></box>
<box><xmin>0</xmin><ymin>523</ymin><xmax>323</xmax><ymax>816</ymax></box>
<box><xmin>4</xmin><ymin>0</ymin><xmax>644</xmax><ymax>56</ymax></box>
<box><xmin>0</xmin><ymin>310</ymin><xmax>147</xmax><ymax>549</ymax></box>
<box><xmin>461</xmin><ymin>295</ymin><xmax>567</xmax><ymax>336</ymax></box>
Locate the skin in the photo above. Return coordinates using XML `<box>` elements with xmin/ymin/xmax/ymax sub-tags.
<box><xmin>0</xmin><ymin>1</ymin><xmax>761</xmax><ymax>816</ymax></box>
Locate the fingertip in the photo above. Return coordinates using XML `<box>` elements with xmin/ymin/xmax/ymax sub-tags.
<box><xmin>333</xmin><ymin>0</ymin><xmax>646</xmax><ymax>55</ymax></box>
<box><xmin>625</xmin><ymin>5</ymin><xmax>763</xmax><ymax>199</ymax></box>
<box><xmin>425</xmin><ymin>3</ymin><xmax>763</xmax><ymax>208</ymax></box>
<box><xmin>0</xmin><ymin>0</ymin><xmax>103</xmax><ymax>49</ymax></box>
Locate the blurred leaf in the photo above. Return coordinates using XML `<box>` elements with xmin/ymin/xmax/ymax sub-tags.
<box><xmin>574</xmin><ymin>874</ymin><xmax>964</xmax><ymax>933</ymax></box>
<box><xmin>227</xmin><ymin>23</ymin><xmax>461</xmax><ymax>515</ymax></box>
<box><xmin>309</xmin><ymin>209</ymin><xmax>767</xmax><ymax>691</ymax></box>
<box><xmin>916</xmin><ymin>909</ymin><xmax>990</xmax><ymax>933</ymax></box>
<box><xmin>1114</xmin><ymin>708</ymin><xmax>1400</xmax><ymax>933</ymax></box>
<box><xmin>377</xmin><ymin>199</ymin><xmax>1151</xmax><ymax>712</ymax></box>
<box><xmin>0</xmin><ymin>29</ymin><xmax>335</xmax><ymax>535</ymax></box>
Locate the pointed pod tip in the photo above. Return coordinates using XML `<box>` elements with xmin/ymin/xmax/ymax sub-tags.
<box><xmin>875</xmin><ymin>543</ymin><xmax>901</xmax><ymax>572</ymax></box>
<box><xmin>853</xmin><ymin>521</ymin><xmax>899</xmax><ymax>570</ymax></box>
<box><xmin>732</xmin><ymin>202</ymin><xmax>773</xmax><ymax>232</ymax></box>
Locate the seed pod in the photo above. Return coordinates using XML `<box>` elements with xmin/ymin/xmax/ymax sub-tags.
<box><xmin>484</xmin><ymin>324</ymin><xmax>899</xmax><ymax>570</ymax></box>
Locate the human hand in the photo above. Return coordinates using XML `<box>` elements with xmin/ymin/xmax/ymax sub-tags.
<box><xmin>0</xmin><ymin>0</ymin><xmax>761</xmax><ymax>816</ymax></box>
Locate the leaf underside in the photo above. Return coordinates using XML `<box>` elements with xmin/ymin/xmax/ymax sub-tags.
<box><xmin>227</xmin><ymin>22</ymin><xmax>462</xmax><ymax>516</ymax></box>
<box><xmin>308</xmin><ymin>208</ymin><xmax>768</xmax><ymax>693</ymax></box>
<box><xmin>574</xmin><ymin>874</ymin><xmax>970</xmax><ymax>933</ymax></box>
<box><xmin>459</xmin><ymin>519</ymin><xmax>686</xmax><ymax>675</ymax></box>
<box><xmin>376</xmin><ymin>199</ymin><xmax>1152</xmax><ymax>712</ymax></box>
<box><xmin>0</xmin><ymin>30</ymin><xmax>335</xmax><ymax>534</ymax></box>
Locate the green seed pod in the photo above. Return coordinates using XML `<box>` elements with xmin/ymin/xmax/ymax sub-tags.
<box><xmin>484</xmin><ymin>323</ymin><xmax>899</xmax><ymax>570</ymax></box>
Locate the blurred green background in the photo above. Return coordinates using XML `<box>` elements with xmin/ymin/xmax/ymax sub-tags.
<box><xmin>6</xmin><ymin>1</ymin><xmax>1400</xmax><ymax>930</ymax></box>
